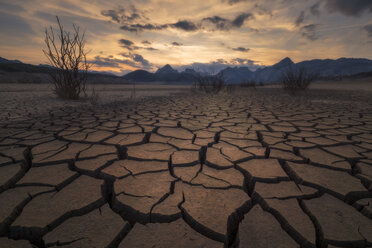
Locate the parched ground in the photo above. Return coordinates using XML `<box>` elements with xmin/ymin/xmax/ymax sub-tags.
<box><xmin>0</xmin><ymin>86</ymin><xmax>372</xmax><ymax>248</ymax></box>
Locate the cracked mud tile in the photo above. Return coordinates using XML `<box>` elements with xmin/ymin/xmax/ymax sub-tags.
<box><xmin>11</xmin><ymin>176</ymin><xmax>104</xmax><ymax>229</ymax></box>
<box><xmin>0</xmin><ymin>186</ymin><xmax>52</xmax><ymax>229</ymax></box>
<box><xmin>127</xmin><ymin>143</ymin><xmax>177</xmax><ymax>161</ymax></box>
<box><xmin>265</xmin><ymin>198</ymin><xmax>316</xmax><ymax>245</ymax></box>
<box><xmin>172</xmin><ymin>150</ymin><xmax>199</xmax><ymax>166</ymax></box>
<box><xmin>157</xmin><ymin>127</ymin><xmax>194</xmax><ymax>139</ymax></box>
<box><xmin>254</xmin><ymin>181</ymin><xmax>317</xmax><ymax>199</ymax></box>
<box><xmin>303</xmin><ymin>193</ymin><xmax>372</xmax><ymax>247</ymax></box>
<box><xmin>17</xmin><ymin>163</ymin><xmax>76</xmax><ymax>186</ymax></box>
<box><xmin>44</xmin><ymin>204</ymin><xmax>126</xmax><ymax>248</ymax></box>
<box><xmin>239</xmin><ymin>204</ymin><xmax>299</xmax><ymax>248</ymax></box>
<box><xmin>205</xmin><ymin>147</ymin><xmax>234</xmax><ymax>168</ymax></box>
<box><xmin>238</xmin><ymin>159</ymin><xmax>289</xmax><ymax>181</ymax></box>
<box><xmin>113</xmin><ymin>171</ymin><xmax>175</xmax><ymax>220</ymax></box>
<box><xmin>213</xmin><ymin>142</ymin><xmax>253</xmax><ymax>163</ymax></box>
<box><xmin>300</xmin><ymin>148</ymin><xmax>351</xmax><ymax>170</ymax></box>
<box><xmin>0</xmin><ymin>237</ymin><xmax>34</xmax><ymax>247</ymax></box>
<box><xmin>174</xmin><ymin>164</ymin><xmax>201</xmax><ymax>182</ymax></box>
<box><xmin>180</xmin><ymin>184</ymin><xmax>249</xmax><ymax>238</ymax></box>
<box><xmin>0</xmin><ymin>163</ymin><xmax>23</xmax><ymax>188</ymax></box>
<box><xmin>104</xmin><ymin>133</ymin><xmax>145</xmax><ymax>146</ymax></box>
<box><xmin>103</xmin><ymin>160</ymin><xmax>168</xmax><ymax>177</ymax></box>
<box><xmin>287</xmin><ymin>162</ymin><xmax>367</xmax><ymax>200</ymax></box>
<box><xmin>201</xmin><ymin>165</ymin><xmax>244</xmax><ymax>187</ymax></box>
<box><xmin>75</xmin><ymin>155</ymin><xmax>117</xmax><ymax>173</ymax></box>
<box><xmin>78</xmin><ymin>144</ymin><xmax>117</xmax><ymax>158</ymax></box>
<box><xmin>118</xmin><ymin>218</ymin><xmax>221</xmax><ymax>247</ymax></box>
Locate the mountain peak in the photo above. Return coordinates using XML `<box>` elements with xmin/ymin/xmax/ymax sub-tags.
<box><xmin>273</xmin><ymin>57</ymin><xmax>294</xmax><ymax>69</ymax></box>
<box><xmin>156</xmin><ymin>64</ymin><xmax>177</xmax><ymax>74</ymax></box>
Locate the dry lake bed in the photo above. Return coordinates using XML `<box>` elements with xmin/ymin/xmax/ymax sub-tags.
<box><xmin>0</xmin><ymin>81</ymin><xmax>372</xmax><ymax>247</ymax></box>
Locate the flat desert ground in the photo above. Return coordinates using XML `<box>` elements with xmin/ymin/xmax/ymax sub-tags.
<box><xmin>0</xmin><ymin>79</ymin><xmax>372</xmax><ymax>248</ymax></box>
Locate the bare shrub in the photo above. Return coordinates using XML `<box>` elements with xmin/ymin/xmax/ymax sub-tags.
<box><xmin>87</xmin><ymin>87</ymin><xmax>100</xmax><ymax>105</ymax></box>
<box><xmin>194</xmin><ymin>74</ymin><xmax>226</xmax><ymax>93</ymax></box>
<box><xmin>281</xmin><ymin>66</ymin><xmax>317</xmax><ymax>93</ymax></box>
<box><xmin>43</xmin><ymin>16</ymin><xmax>91</xmax><ymax>99</ymax></box>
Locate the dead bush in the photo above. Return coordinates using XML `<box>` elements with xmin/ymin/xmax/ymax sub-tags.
<box><xmin>281</xmin><ymin>67</ymin><xmax>317</xmax><ymax>93</ymax></box>
<box><xmin>43</xmin><ymin>16</ymin><xmax>91</xmax><ymax>99</ymax></box>
<box><xmin>194</xmin><ymin>74</ymin><xmax>226</xmax><ymax>93</ymax></box>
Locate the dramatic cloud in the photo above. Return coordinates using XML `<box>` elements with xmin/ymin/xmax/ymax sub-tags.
<box><xmin>295</xmin><ymin>11</ymin><xmax>305</xmax><ymax>26</ymax></box>
<box><xmin>176</xmin><ymin>58</ymin><xmax>260</xmax><ymax>73</ymax></box>
<box><xmin>232</xmin><ymin>13</ymin><xmax>253</xmax><ymax>27</ymax></box>
<box><xmin>364</xmin><ymin>24</ymin><xmax>372</xmax><ymax>37</ymax></box>
<box><xmin>325</xmin><ymin>0</ymin><xmax>372</xmax><ymax>16</ymax></box>
<box><xmin>119</xmin><ymin>12</ymin><xmax>253</xmax><ymax>33</ymax></box>
<box><xmin>171</xmin><ymin>42</ymin><xmax>183</xmax><ymax>46</ymax></box>
<box><xmin>119</xmin><ymin>39</ymin><xmax>134</xmax><ymax>46</ymax></box>
<box><xmin>142</xmin><ymin>40</ymin><xmax>152</xmax><ymax>45</ymax></box>
<box><xmin>101</xmin><ymin>6</ymin><xmax>142</xmax><ymax>23</ymax></box>
<box><xmin>120</xmin><ymin>23</ymin><xmax>168</xmax><ymax>32</ymax></box>
<box><xmin>223</xmin><ymin>0</ymin><xmax>248</xmax><ymax>5</ymax></box>
<box><xmin>170</xmin><ymin>20</ymin><xmax>198</xmax><ymax>31</ymax></box>
<box><xmin>232</xmin><ymin>47</ymin><xmax>250</xmax><ymax>52</ymax></box>
<box><xmin>300</xmin><ymin>24</ymin><xmax>319</xmax><ymax>41</ymax></box>
<box><xmin>121</xmin><ymin>52</ymin><xmax>151</xmax><ymax>67</ymax></box>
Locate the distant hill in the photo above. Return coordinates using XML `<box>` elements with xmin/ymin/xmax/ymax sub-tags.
<box><xmin>123</xmin><ymin>64</ymin><xmax>196</xmax><ymax>83</ymax></box>
<box><xmin>0</xmin><ymin>57</ymin><xmax>129</xmax><ymax>84</ymax></box>
<box><xmin>217</xmin><ymin>57</ymin><xmax>372</xmax><ymax>84</ymax></box>
<box><xmin>0</xmin><ymin>57</ymin><xmax>118</xmax><ymax>77</ymax></box>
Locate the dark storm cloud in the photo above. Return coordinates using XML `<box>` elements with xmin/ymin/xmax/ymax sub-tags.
<box><xmin>171</xmin><ymin>42</ymin><xmax>183</xmax><ymax>46</ymax></box>
<box><xmin>232</xmin><ymin>13</ymin><xmax>253</xmax><ymax>27</ymax></box>
<box><xmin>300</xmin><ymin>24</ymin><xmax>319</xmax><ymax>41</ymax></box>
<box><xmin>101</xmin><ymin>6</ymin><xmax>141</xmax><ymax>23</ymax></box>
<box><xmin>132</xmin><ymin>54</ymin><xmax>150</xmax><ymax>66</ymax></box>
<box><xmin>222</xmin><ymin>0</ymin><xmax>248</xmax><ymax>5</ymax></box>
<box><xmin>120</xmin><ymin>12</ymin><xmax>253</xmax><ymax>33</ymax></box>
<box><xmin>120</xmin><ymin>23</ymin><xmax>168</xmax><ymax>32</ymax></box>
<box><xmin>295</xmin><ymin>11</ymin><xmax>305</xmax><ymax>26</ymax></box>
<box><xmin>144</xmin><ymin>47</ymin><xmax>158</xmax><ymax>51</ymax></box>
<box><xmin>364</xmin><ymin>24</ymin><xmax>372</xmax><ymax>37</ymax></box>
<box><xmin>202</xmin><ymin>13</ymin><xmax>254</xmax><ymax>31</ymax></box>
<box><xmin>142</xmin><ymin>40</ymin><xmax>152</xmax><ymax>45</ymax></box>
<box><xmin>310</xmin><ymin>2</ymin><xmax>321</xmax><ymax>16</ymax></box>
<box><xmin>92</xmin><ymin>55</ymin><xmax>133</xmax><ymax>68</ymax></box>
<box><xmin>325</xmin><ymin>0</ymin><xmax>372</xmax><ymax>16</ymax></box>
<box><xmin>119</xmin><ymin>39</ymin><xmax>134</xmax><ymax>46</ymax></box>
<box><xmin>170</xmin><ymin>20</ymin><xmax>198</xmax><ymax>31</ymax></box>
<box><xmin>202</xmin><ymin>16</ymin><xmax>229</xmax><ymax>30</ymax></box>
<box><xmin>232</xmin><ymin>47</ymin><xmax>250</xmax><ymax>52</ymax></box>
<box><xmin>91</xmin><ymin>52</ymin><xmax>152</xmax><ymax>70</ymax></box>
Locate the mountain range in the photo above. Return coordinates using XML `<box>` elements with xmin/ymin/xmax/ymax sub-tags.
<box><xmin>123</xmin><ymin>57</ymin><xmax>372</xmax><ymax>84</ymax></box>
<box><xmin>2</xmin><ymin>56</ymin><xmax>372</xmax><ymax>84</ymax></box>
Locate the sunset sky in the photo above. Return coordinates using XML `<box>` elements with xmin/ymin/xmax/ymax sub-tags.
<box><xmin>1</xmin><ymin>0</ymin><xmax>372</xmax><ymax>75</ymax></box>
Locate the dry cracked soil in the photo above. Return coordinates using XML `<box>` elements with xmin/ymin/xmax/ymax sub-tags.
<box><xmin>0</xmin><ymin>88</ymin><xmax>372</xmax><ymax>248</ymax></box>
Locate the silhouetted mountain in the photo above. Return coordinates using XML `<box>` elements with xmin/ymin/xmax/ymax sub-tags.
<box><xmin>218</xmin><ymin>57</ymin><xmax>372</xmax><ymax>84</ymax></box>
<box><xmin>0</xmin><ymin>57</ymin><xmax>22</xmax><ymax>64</ymax></box>
<box><xmin>123</xmin><ymin>65</ymin><xmax>196</xmax><ymax>83</ymax></box>
<box><xmin>156</xmin><ymin>64</ymin><xmax>178</xmax><ymax>74</ymax></box>
<box><xmin>123</xmin><ymin>70</ymin><xmax>158</xmax><ymax>82</ymax></box>
<box><xmin>218</xmin><ymin>67</ymin><xmax>253</xmax><ymax>84</ymax></box>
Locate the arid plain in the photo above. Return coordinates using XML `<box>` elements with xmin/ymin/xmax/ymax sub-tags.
<box><xmin>0</xmin><ymin>79</ymin><xmax>372</xmax><ymax>248</ymax></box>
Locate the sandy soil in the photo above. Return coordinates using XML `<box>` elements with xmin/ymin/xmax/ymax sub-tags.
<box><xmin>0</xmin><ymin>82</ymin><xmax>372</xmax><ymax>247</ymax></box>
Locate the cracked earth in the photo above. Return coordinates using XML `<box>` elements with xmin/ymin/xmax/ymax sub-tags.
<box><xmin>0</xmin><ymin>88</ymin><xmax>372</xmax><ymax>248</ymax></box>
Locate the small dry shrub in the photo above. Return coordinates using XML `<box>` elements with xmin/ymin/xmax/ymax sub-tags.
<box><xmin>194</xmin><ymin>74</ymin><xmax>226</xmax><ymax>93</ymax></box>
<box><xmin>281</xmin><ymin>67</ymin><xmax>317</xmax><ymax>93</ymax></box>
